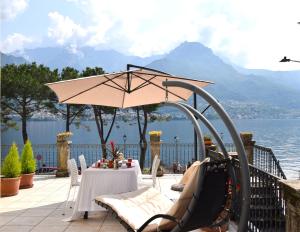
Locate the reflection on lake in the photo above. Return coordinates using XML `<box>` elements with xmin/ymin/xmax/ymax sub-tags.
<box><xmin>2</xmin><ymin>119</ymin><xmax>300</xmax><ymax>179</ymax></box>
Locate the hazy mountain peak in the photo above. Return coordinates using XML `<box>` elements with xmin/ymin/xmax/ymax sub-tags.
<box><xmin>167</xmin><ymin>41</ymin><xmax>213</xmax><ymax>59</ymax></box>
<box><xmin>1</xmin><ymin>52</ymin><xmax>27</xmax><ymax>66</ymax></box>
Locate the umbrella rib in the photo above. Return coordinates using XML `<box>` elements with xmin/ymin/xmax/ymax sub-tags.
<box><xmin>130</xmin><ymin>75</ymin><xmax>158</xmax><ymax>92</ymax></box>
<box><xmin>133</xmin><ymin>70</ymin><xmax>213</xmax><ymax>84</ymax></box>
<box><xmin>131</xmin><ymin>82</ymin><xmax>151</xmax><ymax>92</ymax></box>
<box><xmin>105</xmin><ymin>77</ymin><xmax>128</xmax><ymax>92</ymax></box>
<box><xmin>103</xmin><ymin>83</ymin><xmax>127</xmax><ymax>92</ymax></box>
<box><xmin>131</xmin><ymin>73</ymin><xmax>187</xmax><ymax>101</ymax></box>
<box><xmin>60</xmin><ymin>73</ymin><xmax>125</xmax><ymax>103</ymax></box>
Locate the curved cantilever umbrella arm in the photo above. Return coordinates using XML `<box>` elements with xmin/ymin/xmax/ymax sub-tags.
<box><xmin>163</xmin><ymin>80</ymin><xmax>250</xmax><ymax>232</ymax></box>
<box><xmin>178</xmin><ymin>102</ymin><xmax>228</xmax><ymax>158</ymax></box>
<box><xmin>162</xmin><ymin>102</ymin><xmax>205</xmax><ymax>160</ymax></box>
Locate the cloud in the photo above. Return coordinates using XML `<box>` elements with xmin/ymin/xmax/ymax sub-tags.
<box><xmin>55</xmin><ymin>0</ymin><xmax>300</xmax><ymax>70</ymax></box>
<box><xmin>48</xmin><ymin>11</ymin><xmax>87</xmax><ymax>45</ymax></box>
<box><xmin>0</xmin><ymin>0</ymin><xmax>28</xmax><ymax>20</ymax></box>
<box><xmin>0</xmin><ymin>33</ymin><xmax>33</xmax><ymax>53</ymax></box>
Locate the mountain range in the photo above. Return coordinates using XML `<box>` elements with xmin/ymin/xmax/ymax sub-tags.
<box><xmin>2</xmin><ymin>42</ymin><xmax>300</xmax><ymax>118</ymax></box>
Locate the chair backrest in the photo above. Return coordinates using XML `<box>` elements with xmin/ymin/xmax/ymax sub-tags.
<box><xmin>78</xmin><ymin>154</ymin><xmax>87</xmax><ymax>173</ymax></box>
<box><xmin>68</xmin><ymin>158</ymin><xmax>79</xmax><ymax>186</ymax></box>
<box><xmin>152</xmin><ymin>157</ymin><xmax>160</xmax><ymax>187</ymax></box>
<box><xmin>172</xmin><ymin>160</ymin><xmax>230</xmax><ymax>232</ymax></box>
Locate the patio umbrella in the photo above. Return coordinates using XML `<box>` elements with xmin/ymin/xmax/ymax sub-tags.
<box><xmin>46</xmin><ymin>65</ymin><xmax>212</xmax><ymax>108</ymax></box>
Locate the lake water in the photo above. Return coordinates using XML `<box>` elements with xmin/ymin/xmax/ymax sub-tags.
<box><xmin>1</xmin><ymin>119</ymin><xmax>300</xmax><ymax>179</ymax></box>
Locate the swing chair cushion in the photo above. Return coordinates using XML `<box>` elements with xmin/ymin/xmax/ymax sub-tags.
<box><xmin>95</xmin><ymin>187</ymin><xmax>173</xmax><ymax>231</ymax></box>
<box><xmin>179</xmin><ymin>160</ymin><xmax>202</xmax><ymax>185</ymax></box>
<box><xmin>171</xmin><ymin>160</ymin><xmax>202</xmax><ymax>192</ymax></box>
<box><xmin>159</xmin><ymin>158</ymin><xmax>209</xmax><ymax>230</ymax></box>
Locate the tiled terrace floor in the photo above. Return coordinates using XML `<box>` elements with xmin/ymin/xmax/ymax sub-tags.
<box><xmin>0</xmin><ymin>175</ymin><xmax>237</xmax><ymax>232</ymax></box>
<box><xmin>0</xmin><ymin>175</ymin><xmax>182</xmax><ymax>232</ymax></box>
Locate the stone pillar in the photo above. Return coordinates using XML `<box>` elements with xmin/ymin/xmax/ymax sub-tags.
<box><xmin>279</xmin><ymin>180</ymin><xmax>300</xmax><ymax>232</ymax></box>
<box><xmin>149</xmin><ymin>131</ymin><xmax>163</xmax><ymax>176</ymax></box>
<box><xmin>56</xmin><ymin>132</ymin><xmax>72</xmax><ymax>177</ymax></box>
<box><xmin>240</xmin><ymin>132</ymin><xmax>255</xmax><ymax>165</ymax></box>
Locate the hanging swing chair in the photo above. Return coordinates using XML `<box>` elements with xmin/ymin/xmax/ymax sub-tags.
<box><xmin>94</xmin><ymin>81</ymin><xmax>250</xmax><ymax>232</ymax></box>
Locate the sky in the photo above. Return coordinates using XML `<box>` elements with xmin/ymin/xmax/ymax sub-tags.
<box><xmin>1</xmin><ymin>0</ymin><xmax>300</xmax><ymax>71</ymax></box>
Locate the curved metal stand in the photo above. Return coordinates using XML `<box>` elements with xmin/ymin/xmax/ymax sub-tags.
<box><xmin>163</xmin><ymin>81</ymin><xmax>250</xmax><ymax>232</ymax></box>
<box><xmin>179</xmin><ymin>102</ymin><xmax>228</xmax><ymax>158</ymax></box>
<box><xmin>163</xmin><ymin>102</ymin><xmax>205</xmax><ymax>160</ymax></box>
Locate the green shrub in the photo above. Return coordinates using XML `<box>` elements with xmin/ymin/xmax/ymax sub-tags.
<box><xmin>21</xmin><ymin>140</ymin><xmax>36</xmax><ymax>174</ymax></box>
<box><xmin>203</xmin><ymin>134</ymin><xmax>212</xmax><ymax>141</ymax></box>
<box><xmin>1</xmin><ymin>143</ymin><xmax>21</xmax><ymax>178</ymax></box>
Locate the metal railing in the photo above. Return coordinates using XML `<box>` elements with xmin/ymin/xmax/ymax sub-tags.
<box><xmin>233</xmin><ymin>159</ymin><xmax>285</xmax><ymax>232</ymax></box>
<box><xmin>253</xmin><ymin>145</ymin><xmax>286</xmax><ymax>179</ymax></box>
<box><xmin>1</xmin><ymin>142</ymin><xmax>237</xmax><ymax>174</ymax></box>
<box><xmin>1</xmin><ymin>143</ymin><xmax>286</xmax><ymax>177</ymax></box>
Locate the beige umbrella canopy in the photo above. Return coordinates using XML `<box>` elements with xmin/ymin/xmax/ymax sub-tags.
<box><xmin>46</xmin><ymin>65</ymin><xmax>213</xmax><ymax>108</ymax></box>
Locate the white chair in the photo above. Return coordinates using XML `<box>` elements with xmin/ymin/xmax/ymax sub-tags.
<box><xmin>141</xmin><ymin>155</ymin><xmax>160</xmax><ymax>188</ymax></box>
<box><xmin>78</xmin><ymin>154</ymin><xmax>87</xmax><ymax>174</ymax></box>
<box><xmin>142</xmin><ymin>155</ymin><xmax>158</xmax><ymax>179</ymax></box>
<box><xmin>151</xmin><ymin>157</ymin><xmax>160</xmax><ymax>188</ymax></box>
<box><xmin>63</xmin><ymin>158</ymin><xmax>80</xmax><ymax>215</ymax></box>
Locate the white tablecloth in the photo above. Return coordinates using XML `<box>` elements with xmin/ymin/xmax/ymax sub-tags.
<box><xmin>68</xmin><ymin>160</ymin><xmax>141</xmax><ymax>220</ymax></box>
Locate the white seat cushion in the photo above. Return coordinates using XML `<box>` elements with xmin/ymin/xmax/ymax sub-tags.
<box><xmin>95</xmin><ymin>187</ymin><xmax>173</xmax><ymax>231</ymax></box>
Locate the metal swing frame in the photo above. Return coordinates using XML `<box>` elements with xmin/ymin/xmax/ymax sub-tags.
<box><xmin>95</xmin><ymin>80</ymin><xmax>250</xmax><ymax>232</ymax></box>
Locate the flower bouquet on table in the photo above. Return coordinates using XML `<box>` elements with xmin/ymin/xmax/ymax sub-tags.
<box><xmin>109</xmin><ymin>141</ymin><xmax>123</xmax><ymax>169</ymax></box>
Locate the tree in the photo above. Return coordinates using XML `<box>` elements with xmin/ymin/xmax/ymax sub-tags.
<box><xmin>1</xmin><ymin>63</ymin><xmax>58</xmax><ymax>143</ymax></box>
<box><xmin>135</xmin><ymin>104</ymin><xmax>159</xmax><ymax>170</ymax></box>
<box><xmin>81</xmin><ymin>67</ymin><xmax>117</xmax><ymax>159</ymax></box>
<box><xmin>56</xmin><ymin>67</ymin><xmax>87</xmax><ymax>132</ymax></box>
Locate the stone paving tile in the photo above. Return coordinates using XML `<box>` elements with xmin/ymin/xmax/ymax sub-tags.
<box><xmin>7</xmin><ymin>216</ymin><xmax>45</xmax><ymax>226</ymax></box>
<box><xmin>0</xmin><ymin>225</ymin><xmax>33</xmax><ymax>232</ymax></box>
<box><xmin>30</xmin><ymin>225</ymin><xmax>68</xmax><ymax>232</ymax></box>
<box><xmin>0</xmin><ymin>216</ymin><xmax>16</xmax><ymax>226</ymax></box>
<box><xmin>38</xmin><ymin>216</ymin><xmax>71</xmax><ymax>226</ymax></box>
<box><xmin>19</xmin><ymin>208</ymin><xmax>55</xmax><ymax>217</ymax></box>
<box><xmin>70</xmin><ymin>215</ymin><xmax>103</xmax><ymax>227</ymax></box>
<box><xmin>99</xmin><ymin>224</ymin><xmax>127</xmax><ymax>232</ymax></box>
<box><xmin>64</xmin><ymin>225</ymin><xmax>101</xmax><ymax>232</ymax></box>
<box><xmin>49</xmin><ymin>208</ymin><xmax>73</xmax><ymax>217</ymax></box>
<box><xmin>0</xmin><ymin>209</ymin><xmax>26</xmax><ymax>217</ymax></box>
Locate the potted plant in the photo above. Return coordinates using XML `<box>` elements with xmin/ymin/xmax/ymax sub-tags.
<box><xmin>203</xmin><ymin>135</ymin><xmax>213</xmax><ymax>146</ymax></box>
<box><xmin>20</xmin><ymin>140</ymin><xmax>36</xmax><ymax>189</ymax></box>
<box><xmin>0</xmin><ymin>143</ymin><xmax>21</xmax><ymax>197</ymax></box>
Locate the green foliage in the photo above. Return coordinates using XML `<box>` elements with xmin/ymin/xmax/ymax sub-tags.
<box><xmin>81</xmin><ymin>66</ymin><xmax>105</xmax><ymax>77</ymax></box>
<box><xmin>142</xmin><ymin>168</ymin><xmax>151</xmax><ymax>174</ymax></box>
<box><xmin>20</xmin><ymin>140</ymin><xmax>36</xmax><ymax>174</ymax></box>
<box><xmin>1</xmin><ymin>63</ymin><xmax>59</xmax><ymax>114</ymax></box>
<box><xmin>203</xmin><ymin>134</ymin><xmax>212</xmax><ymax>141</ymax></box>
<box><xmin>1</xmin><ymin>143</ymin><xmax>21</xmax><ymax>178</ymax></box>
<box><xmin>1</xmin><ymin>63</ymin><xmax>59</xmax><ymax>142</ymax></box>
